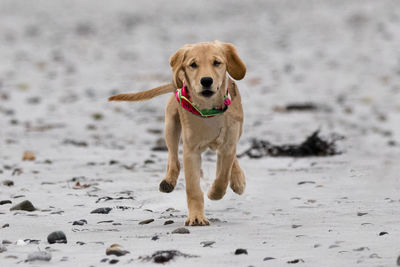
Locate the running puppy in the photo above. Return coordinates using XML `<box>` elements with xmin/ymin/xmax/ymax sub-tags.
<box><xmin>109</xmin><ymin>41</ymin><xmax>246</xmax><ymax>226</ymax></box>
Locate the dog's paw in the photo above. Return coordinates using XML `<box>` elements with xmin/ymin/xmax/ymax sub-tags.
<box><xmin>230</xmin><ymin>178</ymin><xmax>246</xmax><ymax>195</ymax></box>
<box><xmin>207</xmin><ymin>185</ymin><xmax>226</xmax><ymax>200</ymax></box>
<box><xmin>185</xmin><ymin>215</ymin><xmax>210</xmax><ymax>226</ymax></box>
<box><xmin>159</xmin><ymin>180</ymin><xmax>175</xmax><ymax>193</ymax></box>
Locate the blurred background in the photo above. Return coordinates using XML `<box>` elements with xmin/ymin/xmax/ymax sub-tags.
<box><xmin>0</xmin><ymin>0</ymin><xmax>399</xmax><ymax>157</ymax></box>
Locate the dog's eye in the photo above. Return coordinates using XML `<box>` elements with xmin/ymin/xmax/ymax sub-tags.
<box><xmin>190</xmin><ymin>62</ymin><xmax>198</xmax><ymax>68</ymax></box>
<box><xmin>213</xmin><ymin>60</ymin><xmax>221</xmax><ymax>67</ymax></box>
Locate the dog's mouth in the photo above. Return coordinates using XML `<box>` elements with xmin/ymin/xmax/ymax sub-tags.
<box><xmin>201</xmin><ymin>90</ymin><xmax>214</xmax><ymax>98</ymax></box>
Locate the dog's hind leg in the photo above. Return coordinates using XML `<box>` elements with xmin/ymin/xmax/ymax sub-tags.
<box><xmin>207</xmin><ymin>150</ymin><xmax>236</xmax><ymax>200</ymax></box>
<box><xmin>229</xmin><ymin>156</ymin><xmax>246</xmax><ymax>195</ymax></box>
<box><xmin>159</xmin><ymin>97</ymin><xmax>181</xmax><ymax>193</ymax></box>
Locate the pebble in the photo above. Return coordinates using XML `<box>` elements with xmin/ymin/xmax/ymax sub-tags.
<box><xmin>109</xmin><ymin>259</ymin><xmax>119</xmax><ymax>264</ymax></box>
<box><xmin>0</xmin><ymin>200</ymin><xmax>12</xmax><ymax>205</ymax></box>
<box><xmin>357</xmin><ymin>212</ymin><xmax>368</xmax><ymax>216</ymax></box>
<box><xmin>200</xmin><ymin>241</ymin><xmax>215</xmax><ymax>247</ymax></box>
<box><xmin>379</xmin><ymin>231</ymin><xmax>388</xmax><ymax>236</ymax></box>
<box><xmin>2</xmin><ymin>223</ymin><xmax>9</xmax><ymax>228</ymax></box>
<box><xmin>397</xmin><ymin>255</ymin><xmax>400</xmax><ymax>266</ymax></box>
<box><xmin>263</xmin><ymin>257</ymin><xmax>275</xmax><ymax>261</ymax></box>
<box><xmin>91</xmin><ymin>207</ymin><xmax>112</xmax><ymax>214</ymax></box>
<box><xmin>47</xmin><ymin>231</ymin><xmax>67</xmax><ymax>244</ymax></box>
<box><xmin>73</xmin><ymin>219</ymin><xmax>87</xmax><ymax>226</ymax></box>
<box><xmin>139</xmin><ymin>219</ymin><xmax>154</xmax><ymax>225</ymax></box>
<box><xmin>151</xmin><ymin>235</ymin><xmax>159</xmax><ymax>241</ymax></box>
<box><xmin>106</xmin><ymin>244</ymin><xmax>130</xmax><ymax>257</ymax></box>
<box><xmin>287</xmin><ymin>259</ymin><xmax>305</xmax><ymax>264</ymax></box>
<box><xmin>164</xmin><ymin>220</ymin><xmax>174</xmax><ymax>225</ymax></box>
<box><xmin>22</xmin><ymin>151</ymin><xmax>36</xmax><ymax>161</ymax></box>
<box><xmin>2</xmin><ymin>180</ymin><xmax>14</xmax><ymax>186</ymax></box>
<box><xmin>2</xmin><ymin>240</ymin><xmax>12</xmax><ymax>245</ymax></box>
<box><xmin>0</xmin><ymin>244</ymin><xmax>7</xmax><ymax>253</ymax></box>
<box><xmin>234</xmin><ymin>248</ymin><xmax>248</xmax><ymax>255</ymax></box>
<box><xmin>10</xmin><ymin>200</ymin><xmax>36</xmax><ymax>211</ymax></box>
<box><xmin>172</xmin><ymin>227</ymin><xmax>190</xmax><ymax>234</ymax></box>
<box><xmin>26</xmin><ymin>251</ymin><xmax>52</xmax><ymax>262</ymax></box>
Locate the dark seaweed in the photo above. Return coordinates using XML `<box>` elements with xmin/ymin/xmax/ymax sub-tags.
<box><xmin>238</xmin><ymin>130</ymin><xmax>341</xmax><ymax>158</ymax></box>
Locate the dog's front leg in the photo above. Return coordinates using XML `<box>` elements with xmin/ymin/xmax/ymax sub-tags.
<box><xmin>183</xmin><ymin>147</ymin><xmax>209</xmax><ymax>226</ymax></box>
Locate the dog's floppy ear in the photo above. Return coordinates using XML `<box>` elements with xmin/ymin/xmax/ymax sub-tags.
<box><xmin>170</xmin><ymin>46</ymin><xmax>189</xmax><ymax>88</ymax></box>
<box><xmin>218</xmin><ymin>42</ymin><xmax>246</xmax><ymax>80</ymax></box>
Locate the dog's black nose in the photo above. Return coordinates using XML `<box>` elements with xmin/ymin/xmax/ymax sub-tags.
<box><xmin>200</xmin><ymin>77</ymin><xmax>213</xmax><ymax>88</ymax></box>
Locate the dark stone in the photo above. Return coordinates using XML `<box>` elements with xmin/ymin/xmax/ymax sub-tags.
<box><xmin>200</xmin><ymin>241</ymin><xmax>215</xmax><ymax>247</ymax></box>
<box><xmin>357</xmin><ymin>212</ymin><xmax>368</xmax><ymax>216</ymax></box>
<box><xmin>287</xmin><ymin>259</ymin><xmax>305</xmax><ymax>264</ymax></box>
<box><xmin>109</xmin><ymin>259</ymin><xmax>119</xmax><ymax>264</ymax></box>
<box><xmin>234</xmin><ymin>248</ymin><xmax>248</xmax><ymax>255</ymax></box>
<box><xmin>2</xmin><ymin>223</ymin><xmax>9</xmax><ymax>228</ymax></box>
<box><xmin>72</xmin><ymin>219</ymin><xmax>87</xmax><ymax>226</ymax></box>
<box><xmin>379</xmin><ymin>231</ymin><xmax>388</xmax><ymax>236</ymax></box>
<box><xmin>139</xmin><ymin>219</ymin><xmax>154</xmax><ymax>225</ymax></box>
<box><xmin>159</xmin><ymin>180</ymin><xmax>174</xmax><ymax>193</ymax></box>
<box><xmin>91</xmin><ymin>207</ymin><xmax>112</xmax><ymax>214</ymax></box>
<box><xmin>47</xmin><ymin>231</ymin><xmax>67</xmax><ymax>244</ymax></box>
<box><xmin>172</xmin><ymin>227</ymin><xmax>190</xmax><ymax>234</ymax></box>
<box><xmin>10</xmin><ymin>200</ymin><xmax>36</xmax><ymax>211</ymax></box>
<box><xmin>0</xmin><ymin>200</ymin><xmax>12</xmax><ymax>205</ymax></box>
<box><xmin>142</xmin><ymin>250</ymin><xmax>197</xmax><ymax>263</ymax></box>
<box><xmin>164</xmin><ymin>220</ymin><xmax>174</xmax><ymax>225</ymax></box>
<box><xmin>2</xmin><ymin>180</ymin><xmax>14</xmax><ymax>186</ymax></box>
<box><xmin>151</xmin><ymin>235</ymin><xmax>159</xmax><ymax>241</ymax></box>
<box><xmin>263</xmin><ymin>257</ymin><xmax>275</xmax><ymax>261</ymax></box>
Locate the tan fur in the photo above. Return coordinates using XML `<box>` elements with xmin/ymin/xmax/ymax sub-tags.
<box><xmin>109</xmin><ymin>41</ymin><xmax>246</xmax><ymax>226</ymax></box>
<box><xmin>109</xmin><ymin>83</ymin><xmax>175</xmax><ymax>101</ymax></box>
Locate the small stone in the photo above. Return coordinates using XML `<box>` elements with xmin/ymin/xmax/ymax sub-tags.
<box><xmin>26</xmin><ymin>251</ymin><xmax>51</xmax><ymax>262</ymax></box>
<box><xmin>72</xmin><ymin>219</ymin><xmax>87</xmax><ymax>226</ymax></box>
<box><xmin>0</xmin><ymin>244</ymin><xmax>7</xmax><ymax>253</ymax></box>
<box><xmin>164</xmin><ymin>220</ymin><xmax>174</xmax><ymax>225</ymax></box>
<box><xmin>2</xmin><ymin>180</ymin><xmax>14</xmax><ymax>186</ymax></box>
<box><xmin>106</xmin><ymin>244</ymin><xmax>130</xmax><ymax>257</ymax></box>
<box><xmin>151</xmin><ymin>235</ymin><xmax>159</xmax><ymax>241</ymax></box>
<box><xmin>109</xmin><ymin>259</ymin><xmax>119</xmax><ymax>264</ymax></box>
<box><xmin>92</xmin><ymin>113</ymin><xmax>103</xmax><ymax>120</ymax></box>
<box><xmin>379</xmin><ymin>231</ymin><xmax>388</xmax><ymax>236</ymax></box>
<box><xmin>101</xmin><ymin>258</ymin><xmax>108</xmax><ymax>263</ymax></box>
<box><xmin>357</xmin><ymin>212</ymin><xmax>368</xmax><ymax>216</ymax></box>
<box><xmin>172</xmin><ymin>227</ymin><xmax>190</xmax><ymax>234</ymax></box>
<box><xmin>0</xmin><ymin>200</ymin><xmax>12</xmax><ymax>205</ymax></box>
<box><xmin>397</xmin><ymin>255</ymin><xmax>400</xmax><ymax>266</ymax></box>
<box><xmin>91</xmin><ymin>207</ymin><xmax>112</xmax><ymax>214</ymax></box>
<box><xmin>263</xmin><ymin>257</ymin><xmax>275</xmax><ymax>261</ymax></box>
<box><xmin>47</xmin><ymin>231</ymin><xmax>67</xmax><ymax>244</ymax></box>
<box><xmin>292</xmin><ymin>224</ymin><xmax>302</xmax><ymax>228</ymax></box>
<box><xmin>200</xmin><ymin>241</ymin><xmax>215</xmax><ymax>247</ymax></box>
<box><xmin>287</xmin><ymin>259</ymin><xmax>305</xmax><ymax>264</ymax></box>
<box><xmin>10</xmin><ymin>200</ymin><xmax>36</xmax><ymax>211</ymax></box>
<box><xmin>2</xmin><ymin>224</ymin><xmax>9</xmax><ymax>228</ymax></box>
<box><xmin>139</xmin><ymin>219</ymin><xmax>154</xmax><ymax>225</ymax></box>
<box><xmin>2</xmin><ymin>240</ymin><xmax>12</xmax><ymax>245</ymax></box>
<box><xmin>234</xmin><ymin>248</ymin><xmax>248</xmax><ymax>255</ymax></box>
<box><xmin>22</xmin><ymin>151</ymin><xmax>36</xmax><ymax>161</ymax></box>
<box><xmin>76</xmin><ymin>241</ymin><xmax>86</xmax><ymax>245</ymax></box>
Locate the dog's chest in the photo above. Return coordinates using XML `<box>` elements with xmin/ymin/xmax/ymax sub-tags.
<box><xmin>181</xmin><ymin>114</ymin><xmax>226</xmax><ymax>150</ymax></box>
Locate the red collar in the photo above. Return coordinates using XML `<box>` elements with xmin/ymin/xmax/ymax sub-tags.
<box><xmin>175</xmin><ymin>84</ymin><xmax>231</xmax><ymax>118</ymax></box>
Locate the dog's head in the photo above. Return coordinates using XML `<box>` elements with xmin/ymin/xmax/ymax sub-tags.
<box><xmin>170</xmin><ymin>41</ymin><xmax>246</xmax><ymax>108</ymax></box>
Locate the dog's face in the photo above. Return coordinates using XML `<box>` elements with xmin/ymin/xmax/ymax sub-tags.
<box><xmin>170</xmin><ymin>41</ymin><xmax>246</xmax><ymax>108</ymax></box>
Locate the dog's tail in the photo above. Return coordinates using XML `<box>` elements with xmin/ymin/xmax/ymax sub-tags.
<box><xmin>108</xmin><ymin>83</ymin><xmax>176</xmax><ymax>102</ymax></box>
